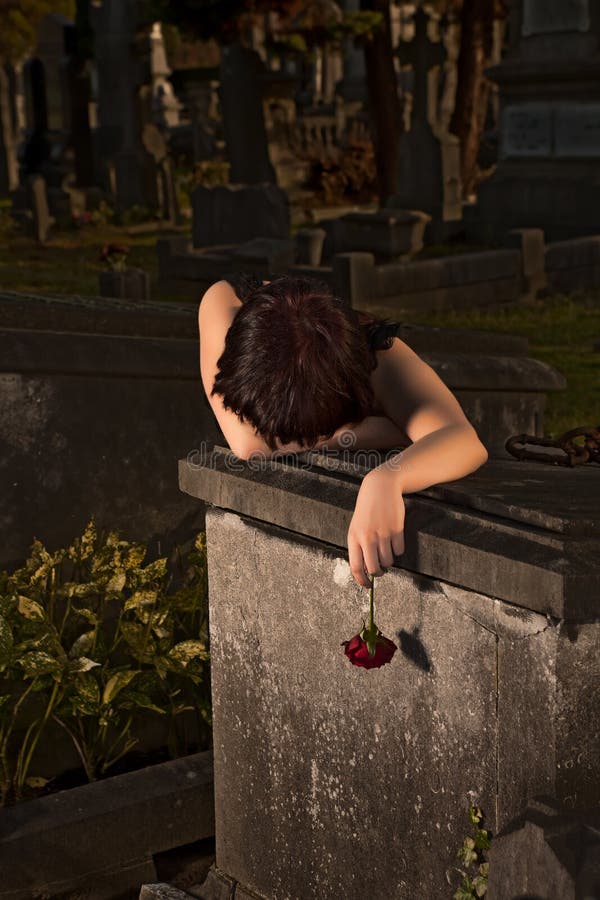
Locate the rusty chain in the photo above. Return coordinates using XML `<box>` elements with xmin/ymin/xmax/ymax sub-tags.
<box><xmin>505</xmin><ymin>425</ymin><xmax>600</xmax><ymax>467</ymax></box>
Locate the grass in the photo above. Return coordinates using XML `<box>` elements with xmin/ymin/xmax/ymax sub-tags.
<box><xmin>373</xmin><ymin>293</ymin><xmax>600</xmax><ymax>439</ymax></box>
<box><xmin>1</xmin><ymin>213</ymin><xmax>599</xmax><ymax>439</ymax></box>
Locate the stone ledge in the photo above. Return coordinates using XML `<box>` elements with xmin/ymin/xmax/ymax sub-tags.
<box><xmin>0</xmin><ymin>751</ymin><xmax>214</xmax><ymax>900</ymax></box>
<box><xmin>179</xmin><ymin>447</ymin><xmax>600</xmax><ymax>620</ymax></box>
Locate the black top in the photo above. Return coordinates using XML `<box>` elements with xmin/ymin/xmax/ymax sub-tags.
<box><xmin>221</xmin><ymin>272</ymin><xmax>400</xmax><ymax>368</ymax></box>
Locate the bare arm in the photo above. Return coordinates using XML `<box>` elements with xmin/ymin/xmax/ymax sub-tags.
<box><xmin>347</xmin><ymin>338</ymin><xmax>488</xmax><ymax>586</ymax></box>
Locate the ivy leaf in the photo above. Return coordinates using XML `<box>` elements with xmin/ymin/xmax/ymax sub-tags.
<box><xmin>17</xmin><ymin>596</ymin><xmax>45</xmax><ymax>620</ymax></box>
<box><xmin>469</xmin><ymin>806</ymin><xmax>483</xmax><ymax>826</ymax></box>
<box><xmin>472</xmin><ymin>874</ymin><xmax>488</xmax><ymax>897</ymax></box>
<box><xmin>474</xmin><ymin>829</ymin><xmax>491</xmax><ymax>851</ymax></box>
<box><xmin>102</xmin><ymin>670</ymin><xmax>139</xmax><ymax>705</ymax></box>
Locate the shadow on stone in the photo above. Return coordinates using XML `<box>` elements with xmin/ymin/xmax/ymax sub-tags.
<box><xmin>397</xmin><ymin>626</ymin><xmax>433</xmax><ymax>673</ymax></box>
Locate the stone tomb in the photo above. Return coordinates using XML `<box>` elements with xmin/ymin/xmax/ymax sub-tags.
<box><xmin>476</xmin><ymin>0</ymin><xmax>600</xmax><ymax>241</ymax></box>
<box><xmin>178</xmin><ymin>447</ymin><xmax>600</xmax><ymax>899</ymax></box>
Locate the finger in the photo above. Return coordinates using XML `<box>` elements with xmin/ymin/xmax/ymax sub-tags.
<box><xmin>391</xmin><ymin>530</ymin><xmax>405</xmax><ymax>557</ymax></box>
<box><xmin>378</xmin><ymin>538</ymin><xmax>395</xmax><ymax>570</ymax></box>
<box><xmin>348</xmin><ymin>531</ymin><xmax>370</xmax><ymax>589</ymax></box>
<box><xmin>362</xmin><ymin>537</ymin><xmax>385</xmax><ymax>579</ymax></box>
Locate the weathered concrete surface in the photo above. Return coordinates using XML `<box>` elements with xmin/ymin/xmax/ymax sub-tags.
<box><xmin>180</xmin><ymin>448</ymin><xmax>600</xmax><ymax>619</ymax></box>
<box><xmin>0</xmin><ymin>751</ymin><xmax>214</xmax><ymax>900</ymax></box>
<box><xmin>180</xmin><ymin>446</ymin><xmax>599</xmax><ymax>900</ymax></box>
<box><xmin>200</xmin><ymin>509</ymin><xmax>599</xmax><ymax>899</ymax></box>
<box><xmin>206</xmin><ymin>510</ymin><xmax>497</xmax><ymax>899</ymax></box>
<box><xmin>486</xmin><ymin>797</ymin><xmax>600</xmax><ymax>900</ymax></box>
<box><xmin>0</xmin><ymin>292</ymin><xmax>221</xmax><ymax>568</ymax></box>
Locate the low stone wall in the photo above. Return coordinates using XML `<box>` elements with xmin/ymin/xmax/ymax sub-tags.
<box><xmin>158</xmin><ymin>231</ymin><xmax>600</xmax><ymax>312</ymax></box>
<box><xmin>545</xmin><ymin>235</ymin><xmax>600</xmax><ymax>294</ymax></box>
<box><xmin>179</xmin><ymin>447</ymin><xmax>600</xmax><ymax>900</ymax></box>
<box><xmin>0</xmin><ymin>291</ymin><xmax>220</xmax><ymax>569</ymax></box>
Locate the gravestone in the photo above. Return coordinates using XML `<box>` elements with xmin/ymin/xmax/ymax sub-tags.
<box><xmin>91</xmin><ymin>0</ymin><xmax>160</xmax><ymax>210</ymax></box>
<box><xmin>219</xmin><ymin>43</ymin><xmax>276</xmax><ymax>184</ymax></box>
<box><xmin>63</xmin><ymin>20</ymin><xmax>94</xmax><ymax>188</ymax></box>
<box><xmin>392</xmin><ymin>7</ymin><xmax>462</xmax><ymax>232</ymax></box>
<box><xmin>476</xmin><ymin>0</ymin><xmax>600</xmax><ymax>241</ymax></box>
<box><xmin>36</xmin><ymin>13</ymin><xmax>73</xmax><ymax>134</ymax></box>
<box><xmin>191</xmin><ymin>182</ymin><xmax>289</xmax><ymax>247</ymax></box>
<box><xmin>21</xmin><ymin>57</ymin><xmax>50</xmax><ymax>177</ymax></box>
<box><xmin>0</xmin><ymin>65</ymin><xmax>18</xmax><ymax>196</ymax></box>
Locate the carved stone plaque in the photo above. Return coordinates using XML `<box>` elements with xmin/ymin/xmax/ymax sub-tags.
<box><xmin>555</xmin><ymin>104</ymin><xmax>600</xmax><ymax>157</ymax></box>
<box><xmin>522</xmin><ymin>0</ymin><xmax>590</xmax><ymax>36</ymax></box>
<box><xmin>501</xmin><ymin>104</ymin><xmax>552</xmax><ymax>158</ymax></box>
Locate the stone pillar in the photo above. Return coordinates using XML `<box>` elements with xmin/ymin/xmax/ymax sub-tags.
<box><xmin>91</xmin><ymin>0</ymin><xmax>159</xmax><ymax>208</ymax></box>
<box><xmin>476</xmin><ymin>0</ymin><xmax>600</xmax><ymax>241</ymax></box>
<box><xmin>178</xmin><ymin>447</ymin><xmax>600</xmax><ymax>899</ymax></box>
<box><xmin>0</xmin><ymin>65</ymin><xmax>19</xmax><ymax>195</ymax></box>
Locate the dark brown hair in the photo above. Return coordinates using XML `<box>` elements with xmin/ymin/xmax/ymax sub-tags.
<box><xmin>211</xmin><ymin>275</ymin><xmax>378</xmax><ymax>451</ymax></box>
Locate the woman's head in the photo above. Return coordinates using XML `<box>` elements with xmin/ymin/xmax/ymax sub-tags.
<box><xmin>211</xmin><ymin>275</ymin><xmax>376</xmax><ymax>451</ymax></box>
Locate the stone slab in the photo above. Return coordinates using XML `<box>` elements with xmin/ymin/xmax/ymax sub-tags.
<box><xmin>0</xmin><ymin>752</ymin><xmax>214</xmax><ymax>900</ymax></box>
<box><xmin>206</xmin><ymin>510</ymin><xmax>498</xmax><ymax>898</ymax></box>
<box><xmin>140</xmin><ymin>884</ymin><xmax>197</xmax><ymax>900</ymax></box>
<box><xmin>0</xmin><ymin>289</ymin><xmax>197</xmax><ymax>339</ymax></box>
<box><xmin>179</xmin><ymin>447</ymin><xmax>600</xmax><ymax>620</ymax></box>
<box><xmin>0</xmin><ymin>330</ymin><xmax>221</xmax><ymax>568</ymax></box>
<box><xmin>202</xmin><ymin>508</ymin><xmax>599</xmax><ymax>898</ymax></box>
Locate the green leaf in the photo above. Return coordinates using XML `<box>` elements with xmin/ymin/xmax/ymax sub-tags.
<box><xmin>68</xmin><ymin>630</ymin><xmax>96</xmax><ymax>659</ymax></box>
<box><xmin>472</xmin><ymin>874</ymin><xmax>488</xmax><ymax>897</ymax></box>
<box><xmin>469</xmin><ymin>806</ymin><xmax>483</xmax><ymax>825</ymax></box>
<box><xmin>71</xmin><ymin>674</ymin><xmax>100</xmax><ymax>714</ymax></box>
<box><xmin>18</xmin><ymin>651</ymin><xmax>63</xmax><ymax>678</ymax></box>
<box><xmin>119</xmin><ymin>689</ymin><xmax>166</xmax><ymax>715</ymax></box>
<box><xmin>17</xmin><ymin>596</ymin><xmax>45</xmax><ymax>620</ymax></box>
<box><xmin>0</xmin><ymin>613</ymin><xmax>14</xmax><ymax>667</ymax></box>
<box><xmin>24</xmin><ymin>775</ymin><xmax>50</xmax><ymax>788</ymax></box>
<box><xmin>474</xmin><ymin>829</ymin><xmax>491</xmax><ymax>851</ymax></box>
<box><xmin>72</xmin><ymin>606</ymin><xmax>99</xmax><ymax>626</ymax></box>
<box><xmin>123</xmin><ymin>590</ymin><xmax>158</xmax><ymax>613</ymax></box>
<box><xmin>69</xmin><ymin>656</ymin><xmax>101</xmax><ymax>673</ymax></box>
<box><xmin>102</xmin><ymin>670</ymin><xmax>139</xmax><ymax>705</ymax></box>
<box><xmin>106</xmin><ymin>571</ymin><xmax>126</xmax><ymax>593</ymax></box>
<box><xmin>167</xmin><ymin>640</ymin><xmax>209</xmax><ymax>667</ymax></box>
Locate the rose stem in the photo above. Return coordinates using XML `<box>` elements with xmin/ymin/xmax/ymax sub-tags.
<box><xmin>369</xmin><ymin>574</ymin><xmax>375</xmax><ymax>631</ymax></box>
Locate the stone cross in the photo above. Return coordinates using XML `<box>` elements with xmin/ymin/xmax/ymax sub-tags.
<box><xmin>396</xmin><ymin>7</ymin><xmax>445</xmax><ymax>124</ymax></box>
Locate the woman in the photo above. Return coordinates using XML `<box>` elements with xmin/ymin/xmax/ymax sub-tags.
<box><xmin>198</xmin><ymin>273</ymin><xmax>488</xmax><ymax>589</ymax></box>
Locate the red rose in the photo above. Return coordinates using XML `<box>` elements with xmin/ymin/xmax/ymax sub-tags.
<box><xmin>342</xmin><ymin>630</ymin><xmax>397</xmax><ymax>669</ymax></box>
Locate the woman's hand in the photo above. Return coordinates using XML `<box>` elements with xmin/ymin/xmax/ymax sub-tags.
<box><xmin>347</xmin><ymin>465</ymin><xmax>406</xmax><ymax>588</ymax></box>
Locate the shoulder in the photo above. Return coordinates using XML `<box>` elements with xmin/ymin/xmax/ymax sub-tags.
<box><xmin>198</xmin><ymin>279</ymin><xmax>241</xmax><ymax>327</ymax></box>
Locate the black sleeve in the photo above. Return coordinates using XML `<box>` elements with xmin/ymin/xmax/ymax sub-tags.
<box><xmin>220</xmin><ymin>272</ymin><xmax>263</xmax><ymax>303</ymax></box>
